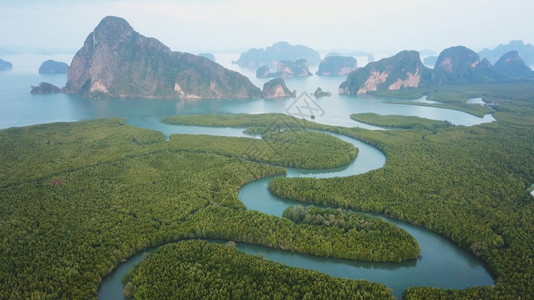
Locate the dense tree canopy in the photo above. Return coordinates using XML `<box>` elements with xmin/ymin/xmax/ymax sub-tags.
<box><xmin>0</xmin><ymin>118</ymin><xmax>403</xmax><ymax>299</ymax></box>
<box><xmin>123</xmin><ymin>240</ymin><xmax>394</xmax><ymax>299</ymax></box>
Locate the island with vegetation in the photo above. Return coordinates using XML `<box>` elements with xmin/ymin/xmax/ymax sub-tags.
<box><xmin>38</xmin><ymin>60</ymin><xmax>69</xmax><ymax>74</ymax></box>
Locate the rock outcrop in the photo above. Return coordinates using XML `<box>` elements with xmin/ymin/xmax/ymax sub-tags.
<box><xmin>64</xmin><ymin>16</ymin><xmax>261</xmax><ymax>99</ymax></box>
<box><xmin>313</xmin><ymin>87</ymin><xmax>331</xmax><ymax>98</ymax></box>
<box><xmin>316</xmin><ymin>56</ymin><xmax>357</xmax><ymax>76</ymax></box>
<box><xmin>262</xmin><ymin>78</ymin><xmax>296</xmax><ymax>98</ymax></box>
<box><xmin>0</xmin><ymin>58</ymin><xmax>12</xmax><ymax>71</ymax></box>
<box><xmin>38</xmin><ymin>60</ymin><xmax>69</xmax><ymax>74</ymax></box>
<box><xmin>31</xmin><ymin>82</ymin><xmax>61</xmax><ymax>94</ymax></box>
<box><xmin>339</xmin><ymin>51</ymin><xmax>434</xmax><ymax>95</ymax></box>
<box><xmin>256</xmin><ymin>59</ymin><xmax>312</xmax><ymax>78</ymax></box>
<box><xmin>235</xmin><ymin>41</ymin><xmax>321</xmax><ymax>68</ymax></box>
<box><xmin>494</xmin><ymin>51</ymin><xmax>534</xmax><ymax>80</ymax></box>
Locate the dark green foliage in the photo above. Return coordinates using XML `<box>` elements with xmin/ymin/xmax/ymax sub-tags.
<box><xmin>268</xmin><ymin>85</ymin><xmax>534</xmax><ymax>298</ymax></box>
<box><xmin>283</xmin><ymin>205</ymin><xmax>420</xmax><ymax>262</ymax></box>
<box><xmin>123</xmin><ymin>240</ymin><xmax>394</xmax><ymax>299</ymax></box>
<box><xmin>168</xmin><ymin>130</ymin><xmax>357</xmax><ymax>169</ymax></box>
<box><xmin>0</xmin><ymin>118</ymin><xmax>408</xmax><ymax>298</ymax></box>
<box><xmin>350</xmin><ymin>113</ymin><xmax>453</xmax><ymax>130</ymax></box>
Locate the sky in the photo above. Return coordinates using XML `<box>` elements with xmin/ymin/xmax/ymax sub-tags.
<box><xmin>1</xmin><ymin>0</ymin><xmax>533</xmax><ymax>56</ymax></box>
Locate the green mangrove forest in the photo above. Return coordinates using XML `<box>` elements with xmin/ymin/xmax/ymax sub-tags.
<box><xmin>1</xmin><ymin>82</ymin><xmax>533</xmax><ymax>299</ymax></box>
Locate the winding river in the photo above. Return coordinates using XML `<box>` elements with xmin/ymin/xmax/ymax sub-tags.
<box><xmin>0</xmin><ymin>65</ymin><xmax>494</xmax><ymax>299</ymax></box>
<box><xmin>98</xmin><ymin>129</ymin><xmax>493</xmax><ymax>299</ymax></box>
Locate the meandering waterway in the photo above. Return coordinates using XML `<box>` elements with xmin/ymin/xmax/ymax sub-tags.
<box><xmin>97</xmin><ymin>128</ymin><xmax>493</xmax><ymax>299</ymax></box>
<box><xmin>0</xmin><ymin>62</ymin><xmax>494</xmax><ymax>299</ymax></box>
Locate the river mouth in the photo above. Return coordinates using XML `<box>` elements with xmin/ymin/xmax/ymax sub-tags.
<box><xmin>98</xmin><ymin>125</ymin><xmax>493</xmax><ymax>300</ymax></box>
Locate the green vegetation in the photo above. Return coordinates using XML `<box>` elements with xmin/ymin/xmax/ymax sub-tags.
<box><xmin>167</xmin><ymin>130</ymin><xmax>357</xmax><ymax>169</ymax></box>
<box><xmin>0</xmin><ymin>118</ymin><xmax>404</xmax><ymax>299</ymax></box>
<box><xmin>350</xmin><ymin>113</ymin><xmax>453</xmax><ymax>130</ymax></box>
<box><xmin>123</xmin><ymin>240</ymin><xmax>393</xmax><ymax>299</ymax></box>
<box><xmin>268</xmin><ymin>85</ymin><xmax>534</xmax><ymax>298</ymax></box>
<box><xmin>373</xmin><ymin>83</ymin><xmax>534</xmax><ymax>117</ymax></box>
<box><xmin>283</xmin><ymin>205</ymin><xmax>420</xmax><ymax>262</ymax></box>
<box><xmin>162</xmin><ymin>113</ymin><xmax>311</xmax><ymax>128</ymax></box>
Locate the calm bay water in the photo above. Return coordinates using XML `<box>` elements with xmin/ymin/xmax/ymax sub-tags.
<box><xmin>1</xmin><ymin>56</ymin><xmax>494</xmax><ymax>299</ymax></box>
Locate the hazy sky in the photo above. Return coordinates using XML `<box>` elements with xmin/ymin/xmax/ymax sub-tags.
<box><xmin>1</xmin><ymin>0</ymin><xmax>533</xmax><ymax>55</ymax></box>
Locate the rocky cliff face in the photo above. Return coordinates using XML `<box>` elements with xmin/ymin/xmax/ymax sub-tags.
<box><xmin>262</xmin><ymin>78</ymin><xmax>296</xmax><ymax>98</ymax></box>
<box><xmin>64</xmin><ymin>16</ymin><xmax>261</xmax><ymax>99</ymax></box>
<box><xmin>316</xmin><ymin>56</ymin><xmax>357</xmax><ymax>76</ymax></box>
<box><xmin>39</xmin><ymin>60</ymin><xmax>69</xmax><ymax>74</ymax></box>
<box><xmin>339</xmin><ymin>51</ymin><xmax>433</xmax><ymax>95</ymax></box>
<box><xmin>0</xmin><ymin>58</ymin><xmax>12</xmax><ymax>71</ymax></box>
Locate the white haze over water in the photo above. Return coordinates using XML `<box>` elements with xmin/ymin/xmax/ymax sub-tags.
<box><xmin>1</xmin><ymin>0</ymin><xmax>533</xmax><ymax>56</ymax></box>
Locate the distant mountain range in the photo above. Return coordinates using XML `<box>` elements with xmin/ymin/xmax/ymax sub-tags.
<box><xmin>234</xmin><ymin>42</ymin><xmax>322</xmax><ymax>68</ymax></box>
<box><xmin>340</xmin><ymin>46</ymin><xmax>534</xmax><ymax>95</ymax></box>
<box><xmin>479</xmin><ymin>40</ymin><xmax>534</xmax><ymax>66</ymax></box>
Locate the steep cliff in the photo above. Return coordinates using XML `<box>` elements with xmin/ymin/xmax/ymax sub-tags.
<box><xmin>316</xmin><ymin>56</ymin><xmax>357</xmax><ymax>76</ymax></box>
<box><xmin>339</xmin><ymin>51</ymin><xmax>433</xmax><ymax>95</ymax></box>
<box><xmin>64</xmin><ymin>16</ymin><xmax>261</xmax><ymax>99</ymax></box>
